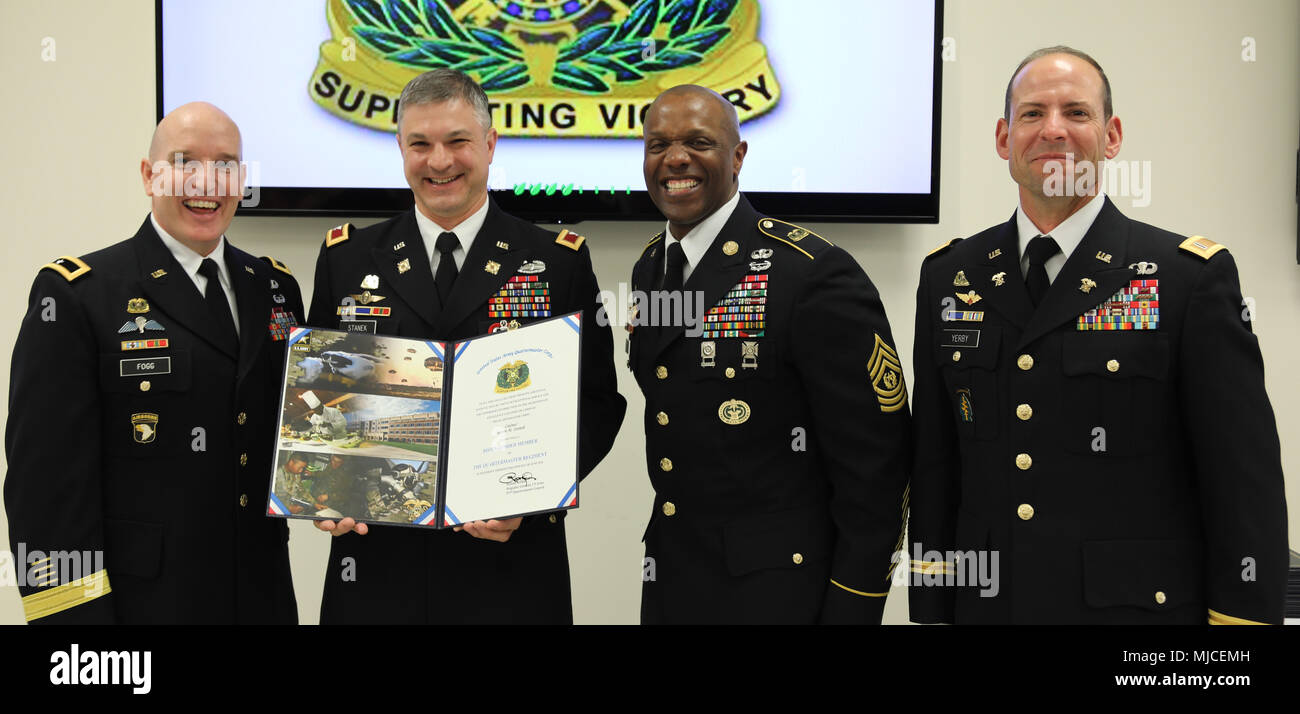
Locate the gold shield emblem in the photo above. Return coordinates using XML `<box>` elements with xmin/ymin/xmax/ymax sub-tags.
<box><xmin>868</xmin><ymin>334</ymin><xmax>906</xmax><ymax>413</ymax></box>
<box><xmin>718</xmin><ymin>399</ymin><xmax>751</xmax><ymax>425</ymax></box>
<box><xmin>131</xmin><ymin>412</ymin><xmax>159</xmax><ymax>444</ymax></box>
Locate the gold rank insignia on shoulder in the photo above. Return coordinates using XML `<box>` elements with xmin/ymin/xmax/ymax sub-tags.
<box><xmin>325</xmin><ymin>223</ymin><xmax>352</xmax><ymax>247</ymax></box>
<box><xmin>263</xmin><ymin>256</ymin><xmax>293</xmax><ymax>275</ymax></box>
<box><xmin>758</xmin><ymin>218</ymin><xmax>829</xmax><ymax>250</ymax></box>
<box><xmin>555</xmin><ymin>229</ymin><xmax>585</xmax><ymax>251</ymax></box>
<box><xmin>953</xmin><ymin>271</ymin><xmax>970</xmax><ymax>287</ymax></box>
<box><xmin>42</xmin><ymin>256</ymin><xmax>91</xmax><ymax>283</ymax></box>
<box><xmin>126</xmin><ymin>298</ymin><xmax>150</xmax><ymax>313</ymax></box>
<box><xmin>1179</xmin><ymin>235</ymin><xmax>1226</xmax><ymax>260</ymax></box>
<box><xmin>868</xmin><ymin>334</ymin><xmax>907</xmax><ymax>413</ymax></box>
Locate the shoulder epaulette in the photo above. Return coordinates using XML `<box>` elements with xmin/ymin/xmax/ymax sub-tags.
<box><xmin>325</xmin><ymin>223</ymin><xmax>352</xmax><ymax>248</ymax></box>
<box><xmin>642</xmin><ymin>233</ymin><xmax>663</xmax><ymax>257</ymax></box>
<box><xmin>261</xmin><ymin>256</ymin><xmax>293</xmax><ymax>275</ymax></box>
<box><xmin>1179</xmin><ymin>235</ymin><xmax>1226</xmax><ymax>260</ymax></box>
<box><xmin>41</xmin><ymin>256</ymin><xmax>91</xmax><ymax>283</ymax></box>
<box><xmin>926</xmin><ymin>238</ymin><xmax>962</xmax><ymax>258</ymax></box>
<box><xmin>757</xmin><ymin>218</ymin><xmax>831</xmax><ymax>260</ymax></box>
<box><xmin>555</xmin><ymin>229</ymin><xmax>585</xmax><ymax>251</ymax></box>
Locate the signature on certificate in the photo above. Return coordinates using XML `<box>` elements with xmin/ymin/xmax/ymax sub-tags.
<box><xmin>499</xmin><ymin>471</ymin><xmax>537</xmax><ymax>485</ymax></box>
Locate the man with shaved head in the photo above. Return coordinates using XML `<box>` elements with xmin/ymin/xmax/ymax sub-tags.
<box><xmin>628</xmin><ymin>85</ymin><xmax>911</xmax><ymax>624</ymax></box>
<box><xmin>908</xmin><ymin>47</ymin><xmax>1287</xmax><ymax>624</ymax></box>
<box><xmin>4</xmin><ymin>102</ymin><xmax>305</xmax><ymax>624</ymax></box>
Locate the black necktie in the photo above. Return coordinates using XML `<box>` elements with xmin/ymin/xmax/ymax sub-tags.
<box><xmin>198</xmin><ymin>258</ymin><xmax>238</xmax><ymax>349</ymax></box>
<box><xmin>434</xmin><ymin>231</ymin><xmax>459</xmax><ymax>306</ymax></box>
<box><xmin>1024</xmin><ymin>235</ymin><xmax>1061</xmax><ymax>307</ymax></box>
<box><xmin>660</xmin><ymin>241</ymin><xmax>686</xmax><ymax>293</ymax></box>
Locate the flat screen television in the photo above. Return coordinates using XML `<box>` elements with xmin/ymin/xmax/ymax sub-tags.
<box><xmin>157</xmin><ymin>0</ymin><xmax>943</xmax><ymax>223</ymax></box>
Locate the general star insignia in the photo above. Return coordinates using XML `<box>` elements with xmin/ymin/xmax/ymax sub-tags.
<box><xmin>992</xmin><ymin>272</ymin><xmax>1007</xmax><ymax>286</ymax></box>
<box><xmin>1079</xmin><ymin>278</ymin><xmax>1098</xmax><ymax>294</ymax></box>
<box><xmin>955</xmin><ymin>291</ymin><xmax>982</xmax><ymax>305</ymax></box>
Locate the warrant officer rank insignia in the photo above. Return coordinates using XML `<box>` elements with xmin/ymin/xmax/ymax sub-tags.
<box><xmin>868</xmin><ymin>334</ymin><xmax>906</xmax><ymax>413</ymax></box>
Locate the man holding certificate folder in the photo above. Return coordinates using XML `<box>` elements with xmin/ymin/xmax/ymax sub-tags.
<box><xmin>307</xmin><ymin>69</ymin><xmax>626</xmax><ymax>624</ymax></box>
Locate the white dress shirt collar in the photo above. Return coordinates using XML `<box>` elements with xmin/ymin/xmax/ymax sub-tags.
<box><xmin>150</xmin><ymin>213</ymin><xmax>239</xmax><ymax>336</ymax></box>
<box><xmin>1015</xmin><ymin>193</ymin><xmax>1107</xmax><ymax>283</ymax></box>
<box><xmin>414</xmin><ymin>197</ymin><xmax>490</xmax><ymax>272</ymax></box>
<box><xmin>663</xmin><ymin>191</ymin><xmax>741</xmax><ymax>283</ymax></box>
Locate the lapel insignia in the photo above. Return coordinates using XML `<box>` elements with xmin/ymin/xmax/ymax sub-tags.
<box><xmin>987</xmin><ymin>249</ymin><xmax>1002</xmax><ymax>260</ymax></box>
<box><xmin>361</xmin><ymin>274</ymin><xmax>380</xmax><ymax>289</ymax></box>
<box><xmin>955</xmin><ymin>291</ymin><xmax>982</xmax><ymax>305</ymax></box>
<box><xmin>718</xmin><ymin>399</ymin><xmax>751</xmax><ymax>425</ymax></box>
<box><xmin>270</xmin><ymin>279</ymin><xmax>280</xmax><ymax>289</ymax></box>
<box><xmin>751</xmin><ymin>248</ymin><xmax>773</xmax><ymax>260</ymax></box>
<box><xmin>126</xmin><ymin>298</ymin><xmax>150</xmax><ymax>314</ymax></box>
<box><xmin>1095</xmin><ymin>251</ymin><xmax>1113</xmax><ymax>263</ymax></box>
<box><xmin>150</xmin><ymin>269</ymin><xmax>168</xmax><ymax>279</ymax></box>
<box><xmin>118</xmin><ymin>316</ymin><xmax>165</xmax><ymax>334</ymax></box>
<box><xmin>244</xmin><ymin>265</ymin><xmax>256</xmax><ymax>275</ymax></box>
<box><xmin>131</xmin><ymin>413</ymin><xmax>159</xmax><ymax>444</ymax></box>
<box><xmin>1129</xmin><ymin>261</ymin><xmax>1158</xmax><ymax>275</ymax></box>
<box><xmin>393</xmin><ymin>241</ymin><xmax>406</xmax><ymax>251</ymax></box>
<box><xmin>700</xmin><ymin>341</ymin><xmax>716</xmax><ymax>367</ymax></box>
<box><xmin>484</xmin><ymin>260</ymin><xmax>501</xmax><ymax>275</ymax></box>
<box><xmin>348</xmin><ymin>291</ymin><xmax>386</xmax><ymax>305</ymax></box>
<box><xmin>749</xmin><ymin>260</ymin><xmax>771</xmax><ymax>271</ymax></box>
<box><xmin>722</xmin><ymin>241</ymin><xmax>739</xmax><ymax>256</ymax></box>
<box><xmin>496</xmin><ymin>241</ymin><xmax>510</xmax><ymax>250</ymax></box>
<box><xmin>396</xmin><ymin>259</ymin><xmax>411</xmax><ymax>274</ymax></box>
<box><xmin>868</xmin><ymin>334</ymin><xmax>907</xmax><ymax>413</ymax></box>
<box><xmin>992</xmin><ymin>272</ymin><xmax>1007</xmax><ymax>286</ymax></box>
<box><xmin>1079</xmin><ymin>278</ymin><xmax>1098</xmax><ymax>293</ymax></box>
<box><xmin>518</xmin><ymin>260</ymin><xmax>546</xmax><ymax>274</ymax></box>
<box><xmin>953</xmin><ymin>271</ymin><xmax>970</xmax><ymax>287</ymax></box>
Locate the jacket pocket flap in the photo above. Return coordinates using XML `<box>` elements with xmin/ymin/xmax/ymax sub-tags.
<box><xmin>1083</xmin><ymin>539</ymin><xmax>1201</xmax><ymax>610</ymax></box>
<box><xmin>723</xmin><ymin>507</ymin><xmax>831</xmax><ymax>577</ymax></box>
<box><xmin>1063</xmin><ymin>333</ymin><xmax>1168</xmax><ymax>379</ymax></box>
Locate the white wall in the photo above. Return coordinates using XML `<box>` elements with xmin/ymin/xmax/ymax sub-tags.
<box><xmin>1</xmin><ymin>0</ymin><xmax>1295</xmax><ymax>625</ymax></box>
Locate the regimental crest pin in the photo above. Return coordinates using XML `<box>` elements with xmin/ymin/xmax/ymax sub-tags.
<box><xmin>1079</xmin><ymin>278</ymin><xmax>1098</xmax><ymax>294</ymax></box>
<box><xmin>396</xmin><ymin>259</ymin><xmax>411</xmax><ymax>274</ymax></box>
<box><xmin>868</xmin><ymin>334</ymin><xmax>907</xmax><ymax>413</ymax></box>
<box><xmin>718</xmin><ymin>399</ymin><xmax>751</xmax><ymax>426</ymax></box>
<box><xmin>953</xmin><ymin>271</ymin><xmax>970</xmax><ymax>287</ymax></box>
<box><xmin>126</xmin><ymin>298</ymin><xmax>150</xmax><ymax>314</ymax></box>
<box><xmin>484</xmin><ymin>260</ymin><xmax>501</xmax><ymax>275</ymax></box>
<box><xmin>270</xmin><ymin>279</ymin><xmax>280</xmax><ymax>289</ymax></box>
<box><xmin>992</xmin><ymin>272</ymin><xmax>1007</xmax><ymax>287</ymax></box>
<box><xmin>361</xmin><ymin>274</ymin><xmax>380</xmax><ymax>289</ymax></box>
<box><xmin>244</xmin><ymin>265</ymin><xmax>256</xmax><ymax>275</ymax></box>
<box><xmin>955</xmin><ymin>291</ymin><xmax>982</xmax><ymax>305</ymax></box>
<box><xmin>131</xmin><ymin>412</ymin><xmax>159</xmax><ymax>444</ymax></box>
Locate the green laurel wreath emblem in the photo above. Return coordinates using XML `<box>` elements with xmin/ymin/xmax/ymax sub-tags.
<box><xmin>342</xmin><ymin>0</ymin><xmax>739</xmax><ymax>94</ymax></box>
<box><xmin>344</xmin><ymin>0</ymin><xmax>531</xmax><ymax>91</ymax></box>
<box><xmin>555</xmin><ymin>0</ymin><xmax>740</xmax><ymax>93</ymax></box>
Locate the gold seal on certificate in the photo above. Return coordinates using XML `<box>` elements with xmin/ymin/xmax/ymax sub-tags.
<box><xmin>268</xmin><ymin>314</ymin><xmax>583</xmax><ymax>528</ymax></box>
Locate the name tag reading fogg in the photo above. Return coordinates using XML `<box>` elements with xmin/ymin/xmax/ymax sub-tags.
<box><xmin>341</xmin><ymin>320</ymin><xmax>376</xmax><ymax>334</ymax></box>
<box><xmin>120</xmin><ymin>356</ymin><xmax>172</xmax><ymax>377</ymax></box>
<box><xmin>941</xmin><ymin>329</ymin><xmax>980</xmax><ymax>348</ymax></box>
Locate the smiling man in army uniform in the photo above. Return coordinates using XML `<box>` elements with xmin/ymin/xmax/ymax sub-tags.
<box><xmin>629</xmin><ymin>85</ymin><xmax>912</xmax><ymax>624</ymax></box>
<box><xmin>907</xmin><ymin>47</ymin><xmax>1287</xmax><ymax>625</ymax></box>
<box><xmin>4</xmin><ymin>102</ymin><xmax>304</xmax><ymax>624</ymax></box>
<box><xmin>308</xmin><ymin>68</ymin><xmax>625</xmax><ymax>624</ymax></box>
